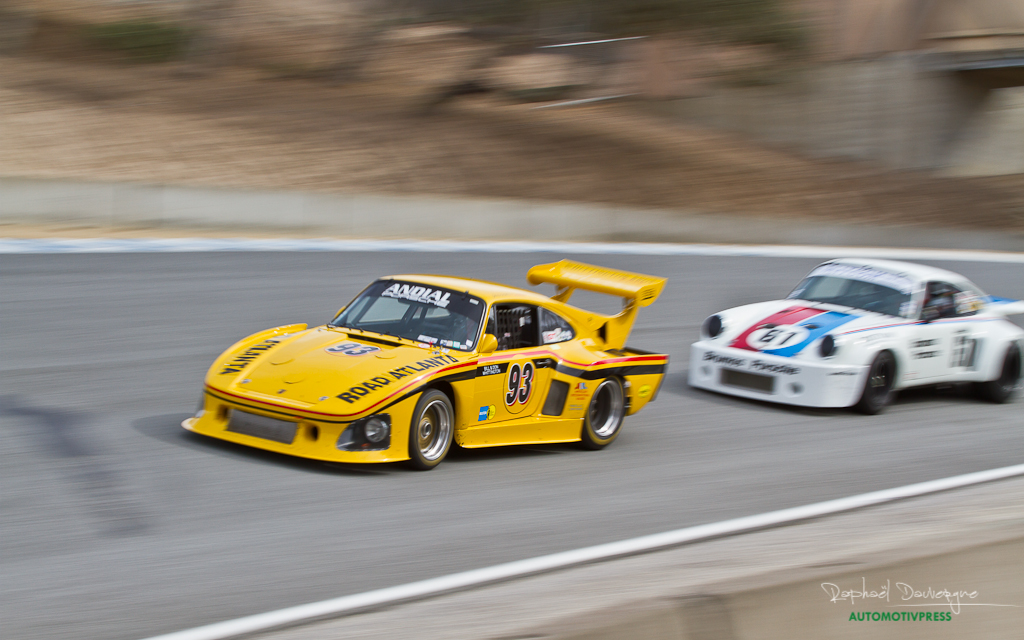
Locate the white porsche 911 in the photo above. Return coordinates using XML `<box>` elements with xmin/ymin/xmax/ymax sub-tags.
<box><xmin>689</xmin><ymin>259</ymin><xmax>1024</xmax><ymax>414</ymax></box>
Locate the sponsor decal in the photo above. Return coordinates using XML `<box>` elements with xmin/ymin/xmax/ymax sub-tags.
<box><xmin>806</xmin><ymin>263</ymin><xmax>915</xmax><ymax>295</ymax></box>
<box><xmin>637</xmin><ymin>384</ymin><xmax>652</xmax><ymax>398</ymax></box>
<box><xmin>912</xmin><ymin>337</ymin><xmax>942</xmax><ymax>360</ymax></box>
<box><xmin>703</xmin><ymin>351</ymin><xmax>747</xmax><ymax>368</ymax></box>
<box><xmin>703</xmin><ymin>351</ymin><xmax>800</xmax><ymax>375</ymax></box>
<box><xmin>477</xmin><ymin>405</ymin><xmax>496</xmax><ymax>421</ymax></box>
<box><xmin>417</xmin><ymin>334</ymin><xmax>439</xmax><ymax>344</ymax></box>
<box><xmin>219</xmin><ymin>338</ymin><xmax>281</xmax><ymax>375</ymax></box>
<box><xmin>568</xmin><ymin>403</ymin><xmax>584</xmax><ymax>412</ymax></box>
<box><xmin>505</xmin><ymin>362</ymin><xmax>535</xmax><ymax>406</ymax></box>
<box><xmin>326</xmin><ymin>342</ymin><xmax>381</xmax><ymax>356</ymax></box>
<box><xmin>478</xmin><ymin>363</ymin><xmax>508</xmax><ymax>377</ymax></box>
<box><xmin>336</xmin><ymin>354</ymin><xmax>459</xmax><ymax>403</ymax></box>
<box><xmin>750</xmin><ymin>360</ymin><xmax>801</xmax><ymax>376</ymax></box>
<box><xmin>828</xmin><ymin>370</ymin><xmax>858</xmax><ymax>376</ymax></box>
<box><xmin>381</xmin><ymin>283</ymin><xmax>451</xmax><ymax>308</ymax></box>
<box><xmin>542</xmin><ymin>328</ymin><xmax>572</xmax><ymax>344</ymax></box>
<box><xmin>570</xmin><ymin>381</ymin><xmax>589</xmax><ymax>399</ymax></box>
<box><xmin>954</xmin><ymin>291</ymin><xmax>982</xmax><ymax>315</ymax></box>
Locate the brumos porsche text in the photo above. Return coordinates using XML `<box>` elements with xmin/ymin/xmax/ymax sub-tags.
<box><xmin>703</xmin><ymin>351</ymin><xmax>801</xmax><ymax>375</ymax></box>
<box><xmin>337</xmin><ymin>354</ymin><xmax>459</xmax><ymax>403</ymax></box>
<box><xmin>219</xmin><ymin>338</ymin><xmax>281</xmax><ymax>375</ymax></box>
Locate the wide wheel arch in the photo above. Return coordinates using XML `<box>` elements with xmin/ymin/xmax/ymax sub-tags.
<box><xmin>854</xmin><ymin>349</ymin><xmax>898</xmax><ymax>415</ymax></box>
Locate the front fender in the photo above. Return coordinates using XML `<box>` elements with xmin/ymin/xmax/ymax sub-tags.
<box><xmin>205</xmin><ymin>323</ymin><xmax>308</xmax><ymax>382</ymax></box>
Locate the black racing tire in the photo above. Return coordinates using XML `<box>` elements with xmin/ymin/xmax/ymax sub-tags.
<box><xmin>580</xmin><ymin>378</ymin><xmax>625</xmax><ymax>450</ymax></box>
<box><xmin>854</xmin><ymin>351</ymin><xmax>897</xmax><ymax>415</ymax></box>
<box><xmin>406</xmin><ymin>389</ymin><xmax>454</xmax><ymax>470</ymax></box>
<box><xmin>974</xmin><ymin>344</ymin><xmax>1021</xmax><ymax>404</ymax></box>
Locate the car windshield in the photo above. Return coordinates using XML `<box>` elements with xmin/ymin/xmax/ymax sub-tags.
<box><xmin>788</xmin><ymin>264</ymin><xmax>915</xmax><ymax>317</ymax></box>
<box><xmin>330</xmin><ymin>280</ymin><xmax>485</xmax><ymax>351</ymax></box>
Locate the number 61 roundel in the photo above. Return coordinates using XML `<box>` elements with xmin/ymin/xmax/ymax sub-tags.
<box><xmin>505</xmin><ymin>362</ymin><xmax>535</xmax><ymax>407</ymax></box>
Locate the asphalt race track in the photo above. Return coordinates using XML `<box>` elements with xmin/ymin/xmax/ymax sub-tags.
<box><xmin>2</xmin><ymin>251</ymin><xmax>1022</xmax><ymax>640</ymax></box>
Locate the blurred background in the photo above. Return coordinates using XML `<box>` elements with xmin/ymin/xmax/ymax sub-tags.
<box><xmin>3</xmin><ymin>4</ymin><xmax>1024</xmax><ymax>640</ymax></box>
<box><xmin>1</xmin><ymin>0</ymin><xmax>1023</xmax><ymax>234</ymax></box>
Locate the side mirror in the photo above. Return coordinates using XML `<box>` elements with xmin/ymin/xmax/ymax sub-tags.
<box><xmin>478</xmin><ymin>334</ymin><xmax>498</xmax><ymax>354</ymax></box>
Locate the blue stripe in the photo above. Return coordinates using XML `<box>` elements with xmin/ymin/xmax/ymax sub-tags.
<box><xmin>986</xmin><ymin>295</ymin><xmax>1020</xmax><ymax>305</ymax></box>
<box><xmin>764</xmin><ymin>311</ymin><xmax>858</xmax><ymax>358</ymax></box>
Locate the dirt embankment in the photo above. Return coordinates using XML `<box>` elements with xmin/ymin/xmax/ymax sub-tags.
<box><xmin>1</xmin><ymin>22</ymin><xmax>1023</xmax><ymax>233</ymax></box>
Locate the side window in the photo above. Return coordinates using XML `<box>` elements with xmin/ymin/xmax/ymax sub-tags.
<box><xmin>539</xmin><ymin>308</ymin><xmax>574</xmax><ymax>344</ymax></box>
<box><xmin>924</xmin><ymin>282</ymin><xmax>979</xmax><ymax>319</ymax></box>
<box><xmin>487</xmin><ymin>304</ymin><xmax>538</xmax><ymax>351</ymax></box>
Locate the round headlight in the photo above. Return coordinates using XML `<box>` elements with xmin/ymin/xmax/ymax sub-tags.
<box><xmin>363</xmin><ymin>417</ymin><xmax>389</xmax><ymax>443</ymax></box>
<box><xmin>702</xmin><ymin>314</ymin><xmax>724</xmax><ymax>339</ymax></box>
<box><xmin>819</xmin><ymin>334</ymin><xmax>838</xmax><ymax>358</ymax></box>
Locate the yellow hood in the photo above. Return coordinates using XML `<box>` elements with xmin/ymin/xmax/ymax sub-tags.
<box><xmin>208</xmin><ymin>327</ymin><xmax>469</xmax><ymax>413</ymax></box>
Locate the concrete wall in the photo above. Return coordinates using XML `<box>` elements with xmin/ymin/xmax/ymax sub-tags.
<box><xmin>3</xmin><ymin>176</ymin><xmax>1022</xmax><ymax>250</ymax></box>
<box><xmin>944</xmin><ymin>86</ymin><xmax>1024</xmax><ymax>176</ymax></box>
<box><xmin>666</xmin><ymin>53</ymin><xmax>1019</xmax><ymax>174</ymax></box>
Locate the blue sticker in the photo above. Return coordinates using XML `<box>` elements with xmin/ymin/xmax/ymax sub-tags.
<box><xmin>478</xmin><ymin>406</ymin><xmax>489</xmax><ymax>421</ymax></box>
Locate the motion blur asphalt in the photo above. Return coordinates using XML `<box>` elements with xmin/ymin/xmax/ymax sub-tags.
<box><xmin>2</xmin><ymin>251</ymin><xmax>1022</xmax><ymax>640</ymax></box>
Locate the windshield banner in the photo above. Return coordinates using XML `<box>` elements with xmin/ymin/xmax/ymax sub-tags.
<box><xmin>381</xmin><ymin>283</ymin><xmax>452</xmax><ymax>308</ymax></box>
<box><xmin>808</xmin><ymin>263</ymin><xmax>914</xmax><ymax>295</ymax></box>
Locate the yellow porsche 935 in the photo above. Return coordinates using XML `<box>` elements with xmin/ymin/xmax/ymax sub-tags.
<box><xmin>183</xmin><ymin>260</ymin><xmax>668</xmax><ymax>469</ymax></box>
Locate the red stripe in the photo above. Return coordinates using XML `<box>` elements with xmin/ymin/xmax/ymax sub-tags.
<box><xmin>206</xmin><ymin>350</ymin><xmax>668</xmax><ymax>420</ymax></box>
<box><xmin>729</xmin><ymin>306</ymin><xmax>823</xmax><ymax>351</ymax></box>
<box><xmin>479</xmin><ymin>349</ymin><xmax>665</xmax><ymax>368</ymax></box>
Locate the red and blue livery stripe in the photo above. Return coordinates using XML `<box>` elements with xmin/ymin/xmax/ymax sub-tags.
<box><xmin>730</xmin><ymin>306</ymin><xmax>859</xmax><ymax>357</ymax></box>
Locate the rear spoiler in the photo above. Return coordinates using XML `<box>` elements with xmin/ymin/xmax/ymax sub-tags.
<box><xmin>527</xmin><ymin>260</ymin><xmax>666</xmax><ymax>349</ymax></box>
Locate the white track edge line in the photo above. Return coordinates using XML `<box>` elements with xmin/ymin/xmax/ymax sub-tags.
<box><xmin>139</xmin><ymin>463</ymin><xmax>1024</xmax><ymax>640</ymax></box>
<box><xmin>2</xmin><ymin>238</ymin><xmax>1023</xmax><ymax>262</ymax></box>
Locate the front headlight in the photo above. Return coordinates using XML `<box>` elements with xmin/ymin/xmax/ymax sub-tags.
<box><xmin>702</xmin><ymin>314</ymin><xmax>724</xmax><ymax>339</ymax></box>
<box><xmin>364</xmin><ymin>416</ymin><xmax>389</xmax><ymax>443</ymax></box>
<box><xmin>337</xmin><ymin>414</ymin><xmax>391</xmax><ymax>451</ymax></box>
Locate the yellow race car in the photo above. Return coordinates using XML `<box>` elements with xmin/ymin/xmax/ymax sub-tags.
<box><xmin>183</xmin><ymin>260</ymin><xmax>668</xmax><ymax>469</ymax></box>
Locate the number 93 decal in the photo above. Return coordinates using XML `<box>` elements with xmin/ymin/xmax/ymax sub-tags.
<box><xmin>505</xmin><ymin>362</ymin><xmax>535</xmax><ymax>406</ymax></box>
<box><xmin>326</xmin><ymin>342</ymin><xmax>381</xmax><ymax>356</ymax></box>
<box><xmin>748</xmin><ymin>325</ymin><xmax>809</xmax><ymax>351</ymax></box>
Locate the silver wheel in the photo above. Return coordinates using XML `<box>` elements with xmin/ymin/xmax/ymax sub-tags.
<box><xmin>581</xmin><ymin>378</ymin><xmax>625</xmax><ymax>449</ymax></box>
<box><xmin>589</xmin><ymin>379</ymin><xmax>624</xmax><ymax>437</ymax></box>
<box><xmin>406</xmin><ymin>389</ymin><xmax>454</xmax><ymax>470</ymax></box>
<box><xmin>417</xmin><ymin>398</ymin><xmax>451</xmax><ymax>461</ymax></box>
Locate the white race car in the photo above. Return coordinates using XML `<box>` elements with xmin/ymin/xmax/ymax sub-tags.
<box><xmin>689</xmin><ymin>259</ymin><xmax>1024</xmax><ymax>413</ymax></box>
